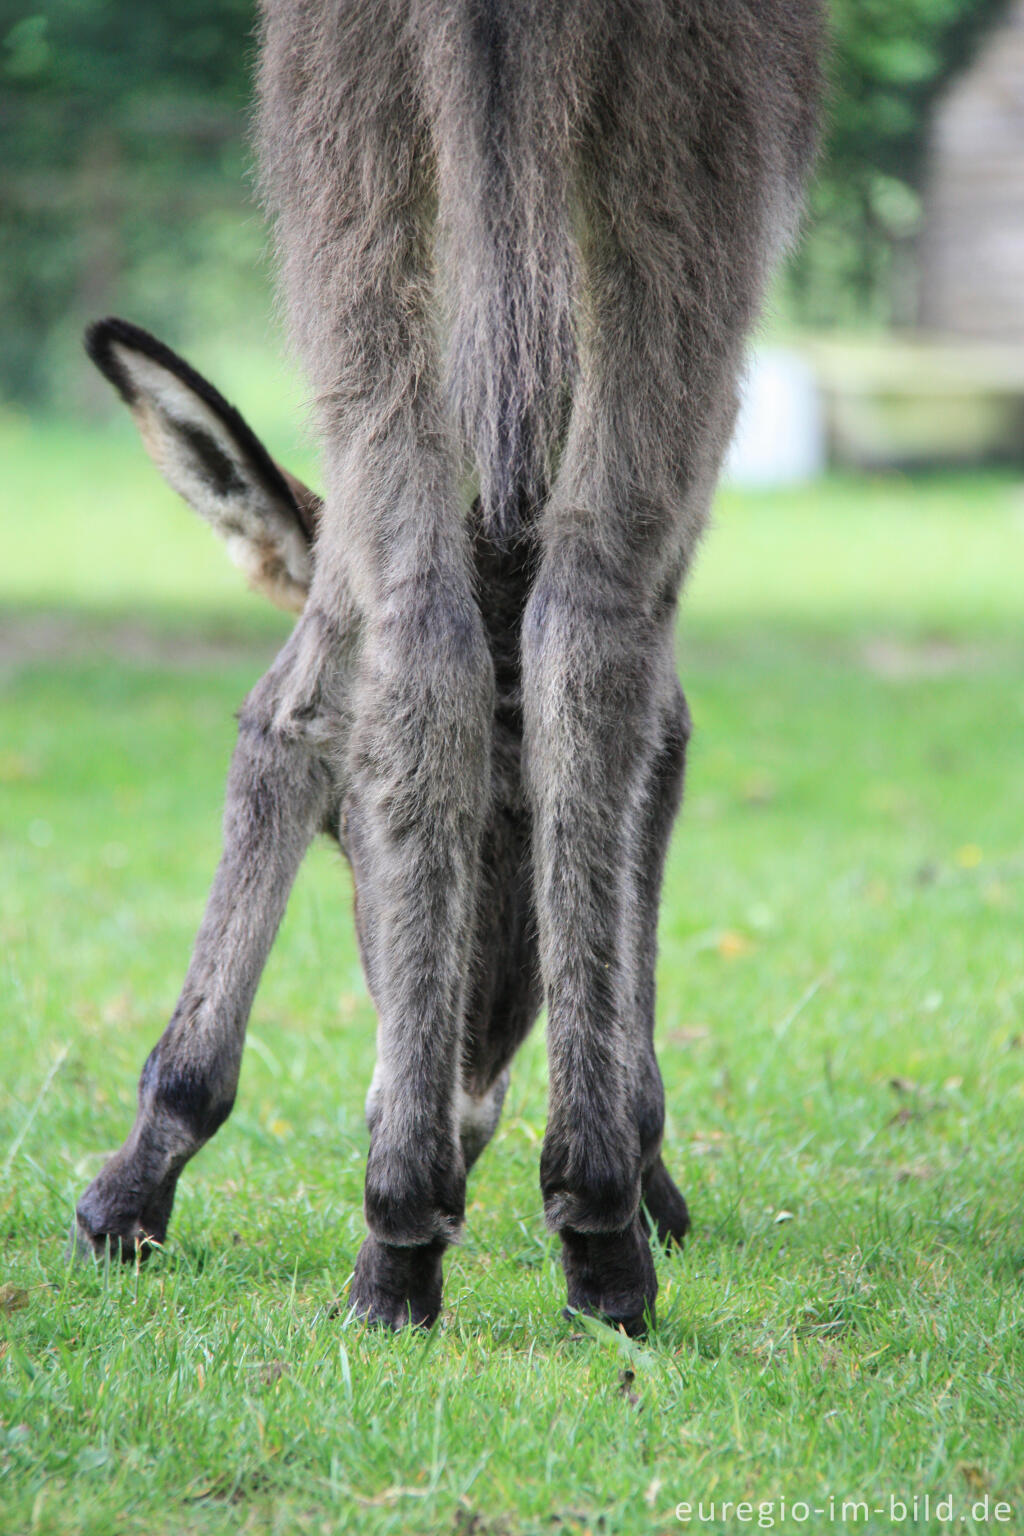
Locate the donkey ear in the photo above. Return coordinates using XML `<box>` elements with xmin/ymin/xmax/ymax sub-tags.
<box><xmin>85</xmin><ymin>318</ymin><xmax>320</xmax><ymax>613</ymax></box>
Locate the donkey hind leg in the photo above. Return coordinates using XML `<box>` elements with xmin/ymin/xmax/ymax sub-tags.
<box><xmin>451</xmin><ymin>644</ymin><xmax>686</xmax><ymax>1233</ymax></box>
<box><xmin>340</xmin><ymin>503</ymin><xmax>492</xmax><ymax>1330</ymax></box>
<box><xmin>360</xmin><ymin>513</ymin><xmax>540</xmax><ymax>1182</ymax></box>
<box><xmin>523</xmin><ymin>105</ymin><xmax>763</xmax><ymax>1337</ymax></box>
<box><xmin>524</xmin><ymin>573</ymin><xmax>685</xmax><ymax>1335</ymax></box>
<box><xmin>259</xmin><ymin>31</ymin><xmax>495</xmax><ymax>1326</ymax></box>
<box><xmin>636</xmin><ymin>681</ymin><xmax>692</xmax><ymax>1250</ymax></box>
<box><xmin>74</xmin><ymin>617</ymin><xmax>340</xmax><ymax>1260</ymax></box>
<box><xmin>359</xmin><ymin>732</ymin><xmax>537</xmax><ymax>1180</ymax></box>
<box><xmin>449</xmin><ymin>540</ymin><xmax>684</xmax><ymax>1229</ymax></box>
<box><xmin>543</xmin><ymin>682</ymin><xmax>693</xmax><ymax>1321</ymax></box>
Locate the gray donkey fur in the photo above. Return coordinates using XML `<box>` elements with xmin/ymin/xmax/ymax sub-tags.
<box><xmin>75</xmin><ymin>0</ymin><xmax>823</xmax><ymax>1335</ymax></box>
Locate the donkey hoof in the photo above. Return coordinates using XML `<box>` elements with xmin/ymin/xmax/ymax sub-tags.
<box><xmin>67</xmin><ymin>1218</ymin><xmax>106</xmax><ymax>1265</ymax></box>
<box><xmin>641</xmin><ymin>1156</ymin><xmax>691</xmax><ymax>1250</ymax></box>
<box><xmin>560</xmin><ymin>1219</ymin><xmax>658</xmax><ymax>1337</ymax></box>
<box><xmin>348</xmin><ymin>1235</ymin><xmax>445</xmax><ymax>1330</ymax></box>
<box><xmin>71</xmin><ymin>1170</ymin><xmax>175</xmax><ymax>1264</ymax></box>
<box><xmin>68</xmin><ymin>1214</ymin><xmax>158</xmax><ymax>1265</ymax></box>
<box><xmin>563</xmin><ymin>1301</ymin><xmax>655</xmax><ymax>1339</ymax></box>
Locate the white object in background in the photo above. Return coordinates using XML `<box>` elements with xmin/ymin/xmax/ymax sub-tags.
<box><xmin>725</xmin><ymin>347</ymin><xmax>825</xmax><ymax>487</ymax></box>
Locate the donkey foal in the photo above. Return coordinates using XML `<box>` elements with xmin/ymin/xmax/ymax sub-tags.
<box><xmin>75</xmin><ymin>0</ymin><xmax>822</xmax><ymax>1335</ymax></box>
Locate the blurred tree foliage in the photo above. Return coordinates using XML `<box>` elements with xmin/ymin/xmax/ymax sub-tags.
<box><xmin>1</xmin><ymin>0</ymin><xmax>258</xmax><ymax>406</ymax></box>
<box><xmin>0</xmin><ymin>0</ymin><xmax>1012</xmax><ymax>405</ymax></box>
<box><xmin>793</xmin><ymin>0</ymin><xmax>1008</xmax><ymax>325</ymax></box>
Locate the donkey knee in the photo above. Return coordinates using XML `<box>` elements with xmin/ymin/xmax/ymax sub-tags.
<box><xmin>540</xmin><ymin>1107</ymin><xmax>643</xmax><ymax>1236</ymax></box>
<box><xmin>361</xmin><ymin>1043</ymin><xmax>467</xmax><ymax>1246</ymax></box>
<box><xmin>363</xmin><ymin>1128</ymin><xmax>466</xmax><ymax>1247</ymax></box>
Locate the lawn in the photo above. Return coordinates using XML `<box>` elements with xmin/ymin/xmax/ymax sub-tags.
<box><xmin>1</xmin><ymin>407</ymin><xmax>1022</xmax><ymax>1535</ymax></box>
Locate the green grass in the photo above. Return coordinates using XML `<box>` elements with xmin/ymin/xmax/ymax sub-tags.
<box><xmin>1</xmin><ymin>412</ymin><xmax>1023</xmax><ymax>1534</ymax></box>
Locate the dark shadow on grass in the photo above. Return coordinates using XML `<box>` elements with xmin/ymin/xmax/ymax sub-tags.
<box><xmin>0</xmin><ymin>604</ymin><xmax>289</xmax><ymax>678</ymax></box>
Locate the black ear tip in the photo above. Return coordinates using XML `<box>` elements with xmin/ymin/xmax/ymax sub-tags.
<box><xmin>84</xmin><ymin>317</ymin><xmax>115</xmax><ymax>367</ymax></box>
<box><xmin>80</xmin><ymin>317</ymin><xmax>311</xmax><ymax>531</ymax></box>
<box><xmin>85</xmin><ymin>316</ymin><xmax>177</xmax><ymax>404</ymax></box>
<box><xmin>84</xmin><ymin>317</ymin><xmax>146</xmax><ymax>404</ymax></box>
<box><xmin>84</xmin><ymin>318</ymin><xmax>107</xmax><ymax>353</ymax></box>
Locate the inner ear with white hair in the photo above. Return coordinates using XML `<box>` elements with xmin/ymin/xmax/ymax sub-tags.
<box><xmin>85</xmin><ymin>317</ymin><xmax>319</xmax><ymax>613</ymax></box>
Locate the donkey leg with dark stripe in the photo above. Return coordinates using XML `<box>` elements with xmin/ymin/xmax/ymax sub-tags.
<box><xmin>74</xmin><ymin>622</ymin><xmax>339</xmax><ymax>1260</ymax></box>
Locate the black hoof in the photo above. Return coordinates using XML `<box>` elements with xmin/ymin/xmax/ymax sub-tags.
<box><xmin>71</xmin><ymin>1167</ymin><xmax>178</xmax><ymax>1264</ymax></box>
<box><xmin>69</xmin><ymin>1216</ymin><xmax>161</xmax><ymax>1265</ymax></box>
<box><xmin>641</xmin><ymin>1156</ymin><xmax>690</xmax><ymax>1249</ymax></box>
<box><xmin>560</xmin><ymin>1218</ymin><xmax>658</xmax><ymax>1337</ymax></box>
<box><xmin>562</xmin><ymin>1301</ymin><xmax>654</xmax><ymax>1339</ymax></box>
<box><xmin>348</xmin><ymin>1235</ymin><xmax>446</xmax><ymax>1330</ymax></box>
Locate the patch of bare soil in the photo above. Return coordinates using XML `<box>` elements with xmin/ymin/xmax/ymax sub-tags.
<box><xmin>0</xmin><ymin>613</ymin><xmax>284</xmax><ymax>675</ymax></box>
<box><xmin>860</xmin><ymin>635</ymin><xmax>1005</xmax><ymax>679</ymax></box>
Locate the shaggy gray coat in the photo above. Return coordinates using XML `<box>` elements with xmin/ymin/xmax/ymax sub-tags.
<box><xmin>76</xmin><ymin>0</ymin><xmax>823</xmax><ymax>1334</ymax></box>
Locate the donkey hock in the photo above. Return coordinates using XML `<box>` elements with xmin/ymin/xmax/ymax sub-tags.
<box><xmin>75</xmin><ymin>1</ymin><xmax>823</xmax><ymax>1334</ymax></box>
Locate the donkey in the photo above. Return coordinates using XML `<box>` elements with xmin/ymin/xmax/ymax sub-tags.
<box><xmin>74</xmin><ymin>0</ymin><xmax>823</xmax><ymax>1336</ymax></box>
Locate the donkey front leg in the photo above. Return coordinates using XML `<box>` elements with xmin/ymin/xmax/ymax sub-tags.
<box><xmin>453</xmin><ymin>518</ymin><xmax>541</xmax><ymax>1171</ymax></box>
<box><xmin>74</xmin><ymin>621</ymin><xmax>338</xmax><ymax>1260</ymax></box>
<box><xmin>635</xmin><ymin>680</ymin><xmax>693</xmax><ymax>1250</ymax></box>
